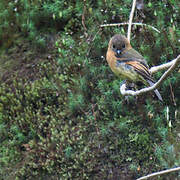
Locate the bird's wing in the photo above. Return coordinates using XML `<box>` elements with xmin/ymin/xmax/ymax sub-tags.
<box><xmin>121</xmin><ymin>48</ymin><xmax>145</xmax><ymax>61</ymax></box>
<box><xmin>117</xmin><ymin>58</ymin><xmax>155</xmax><ymax>82</ymax></box>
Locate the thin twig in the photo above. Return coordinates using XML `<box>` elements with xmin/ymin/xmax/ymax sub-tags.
<box><xmin>166</xmin><ymin>106</ymin><xmax>169</xmax><ymax>122</ymax></box>
<box><xmin>127</xmin><ymin>0</ymin><xmax>137</xmax><ymax>41</ymax></box>
<box><xmin>137</xmin><ymin>166</ymin><xmax>180</xmax><ymax>180</ymax></box>
<box><xmin>92</xmin><ymin>104</ymin><xmax>100</xmax><ymax>135</ymax></box>
<box><xmin>175</xmin><ymin>109</ymin><xmax>178</xmax><ymax>121</ymax></box>
<box><xmin>100</xmin><ymin>22</ymin><xmax>160</xmax><ymax>33</ymax></box>
<box><xmin>169</xmin><ymin>82</ymin><xmax>176</xmax><ymax>106</ymax></box>
<box><xmin>86</xmin><ymin>28</ymin><xmax>101</xmax><ymax>56</ymax></box>
<box><xmin>82</xmin><ymin>0</ymin><xmax>87</xmax><ymax>37</ymax></box>
<box><xmin>120</xmin><ymin>55</ymin><xmax>180</xmax><ymax>96</ymax></box>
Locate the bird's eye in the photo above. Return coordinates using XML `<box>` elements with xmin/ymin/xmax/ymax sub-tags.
<box><xmin>122</xmin><ymin>44</ymin><xmax>125</xmax><ymax>48</ymax></box>
<box><xmin>112</xmin><ymin>44</ymin><xmax>116</xmax><ymax>49</ymax></box>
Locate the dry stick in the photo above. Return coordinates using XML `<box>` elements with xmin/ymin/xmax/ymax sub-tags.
<box><xmin>169</xmin><ymin>82</ymin><xmax>176</xmax><ymax>106</ymax></box>
<box><xmin>120</xmin><ymin>55</ymin><xmax>180</xmax><ymax>96</ymax></box>
<box><xmin>127</xmin><ymin>0</ymin><xmax>137</xmax><ymax>41</ymax></box>
<box><xmin>137</xmin><ymin>166</ymin><xmax>180</xmax><ymax>180</ymax></box>
<box><xmin>100</xmin><ymin>22</ymin><xmax>160</xmax><ymax>33</ymax></box>
<box><xmin>82</xmin><ymin>0</ymin><xmax>87</xmax><ymax>37</ymax></box>
<box><xmin>150</xmin><ymin>59</ymin><xmax>176</xmax><ymax>73</ymax></box>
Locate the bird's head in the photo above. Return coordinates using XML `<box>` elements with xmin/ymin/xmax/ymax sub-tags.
<box><xmin>109</xmin><ymin>34</ymin><xmax>131</xmax><ymax>57</ymax></box>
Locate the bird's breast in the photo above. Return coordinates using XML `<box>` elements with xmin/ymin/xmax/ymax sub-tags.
<box><xmin>106</xmin><ymin>49</ymin><xmax>143</xmax><ymax>82</ymax></box>
<box><xmin>106</xmin><ymin>49</ymin><xmax>116</xmax><ymax>71</ymax></box>
<box><xmin>115</xmin><ymin>61</ymin><xmax>138</xmax><ymax>81</ymax></box>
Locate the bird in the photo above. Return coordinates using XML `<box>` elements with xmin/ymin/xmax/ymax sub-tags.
<box><xmin>106</xmin><ymin>34</ymin><xmax>163</xmax><ymax>101</ymax></box>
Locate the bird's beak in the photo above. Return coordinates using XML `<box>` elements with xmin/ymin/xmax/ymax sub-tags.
<box><xmin>116</xmin><ymin>49</ymin><xmax>121</xmax><ymax>55</ymax></box>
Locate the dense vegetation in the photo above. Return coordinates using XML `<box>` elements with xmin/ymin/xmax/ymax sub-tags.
<box><xmin>0</xmin><ymin>0</ymin><xmax>179</xmax><ymax>179</ymax></box>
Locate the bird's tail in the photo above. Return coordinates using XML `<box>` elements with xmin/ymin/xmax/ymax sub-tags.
<box><xmin>147</xmin><ymin>80</ymin><xmax>163</xmax><ymax>102</ymax></box>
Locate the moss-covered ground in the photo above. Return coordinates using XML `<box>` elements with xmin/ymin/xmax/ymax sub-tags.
<box><xmin>0</xmin><ymin>0</ymin><xmax>180</xmax><ymax>179</ymax></box>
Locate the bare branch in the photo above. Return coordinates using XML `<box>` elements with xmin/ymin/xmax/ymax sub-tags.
<box><xmin>100</xmin><ymin>22</ymin><xmax>160</xmax><ymax>33</ymax></box>
<box><xmin>127</xmin><ymin>0</ymin><xmax>137</xmax><ymax>41</ymax></box>
<box><xmin>137</xmin><ymin>166</ymin><xmax>180</xmax><ymax>180</ymax></box>
<box><xmin>120</xmin><ymin>55</ymin><xmax>180</xmax><ymax>96</ymax></box>
<box><xmin>150</xmin><ymin>59</ymin><xmax>177</xmax><ymax>74</ymax></box>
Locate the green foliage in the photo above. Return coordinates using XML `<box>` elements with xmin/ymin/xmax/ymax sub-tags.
<box><xmin>0</xmin><ymin>0</ymin><xmax>80</xmax><ymax>49</ymax></box>
<box><xmin>0</xmin><ymin>0</ymin><xmax>180</xmax><ymax>179</ymax></box>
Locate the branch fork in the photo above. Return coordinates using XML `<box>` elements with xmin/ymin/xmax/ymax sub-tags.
<box><xmin>120</xmin><ymin>55</ymin><xmax>180</xmax><ymax>97</ymax></box>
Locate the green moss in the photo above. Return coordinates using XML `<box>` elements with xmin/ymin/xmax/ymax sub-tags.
<box><xmin>0</xmin><ymin>0</ymin><xmax>180</xmax><ymax>179</ymax></box>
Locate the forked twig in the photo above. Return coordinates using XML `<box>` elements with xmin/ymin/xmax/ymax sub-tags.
<box><xmin>100</xmin><ymin>22</ymin><xmax>160</xmax><ymax>33</ymax></box>
<box><xmin>120</xmin><ymin>55</ymin><xmax>180</xmax><ymax>96</ymax></box>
